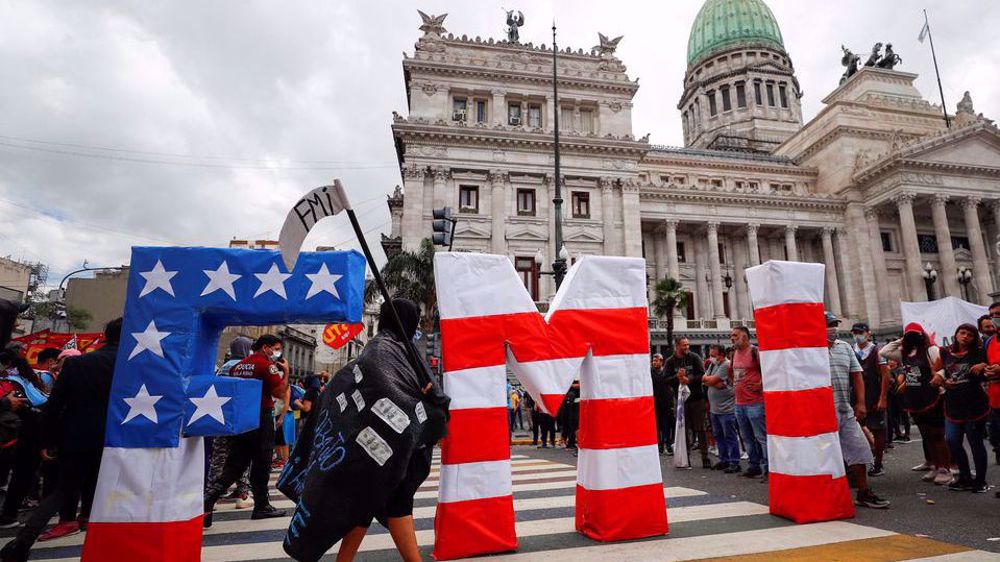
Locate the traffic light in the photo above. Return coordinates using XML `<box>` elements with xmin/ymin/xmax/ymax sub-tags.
<box><xmin>426</xmin><ymin>332</ymin><xmax>440</xmax><ymax>357</ymax></box>
<box><xmin>432</xmin><ymin>207</ymin><xmax>455</xmax><ymax>250</ymax></box>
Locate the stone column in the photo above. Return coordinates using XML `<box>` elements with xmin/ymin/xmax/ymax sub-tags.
<box><xmin>401</xmin><ymin>165</ymin><xmax>425</xmax><ymax>251</ymax></box>
<box><xmin>621</xmin><ymin>181</ymin><xmax>642</xmax><ymax>257</ymax></box>
<box><xmin>864</xmin><ymin>208</ymin><xmax>891</xmax><ymax>323</ymax></box>
<box><xmin>489</xmin><ymin>170</ymin><xmax>507</xmax><ymax>255</ymax></box>
<box><xmin>694</xmin><ymin>236</ymin><xmax>710</xmax><ymax>320</ymax></box>
<box><xmin>653</xmin><ymin>227</ymin><xmax>666</xmax><ymax>282</ymax></box>
<box><xmin>545</xmin><ymin>95</ymin><xmax>555</xmax><ymax>132</ymax></box>
<box><xmin>665</xmin><ymin>219</ymin><xmax>680</xmax><ymax>280</ymax></box>
<box><xmin>747</xmin><ymin>223</ymin><xmax>761</xmax><ymax>266</ymax></box>
<box><xmin>600</xmin><ymin>178</ymin><xmax>616</xmax><ymax>255</ymax></box>
<box><xmin>821</xmin><ymin>227</ymin><xmax>842</xmax><ymax>316</ymax></box>
<box><xmin>707</xmin><ymin>222</ymin><xmax>727</xmax><ymax>320</ymax></box>
<box><xmin>990</xmin><ymin>200</ymin><xmax>1000</xmax><ymax>288</ymax></box>
<box><xmin>834</xmin><ymin>227</ymin><xmax>857</xmax><ymax>318</ymax></box>
<box><xmin>963</xmin><ymin>196</ymin><xmax>993</xmax><ymax>304</ymax></box>
<box><xmin>784</xmin><ymin>225</ymin><xmax>799</xmax><ymax>261</ymax></box>
<box><xmin>733</xmin><ymin>234</ymin><xmax>751</xmax><ymax>320</ymax></box>
<box><xmin>895</xmin><ymin>192</ymin><xmax>926</xmax><ymax>301</ymax></box>
<box><xmin>931</xmin><ymin>194</ymin><xmax>960</xmax><ymax>298</ymax></box>
<box><xmin>491</xmin><ymin>89</ymin><xmax>506</xmax><ymax>126</ymax></box>
<box><xmin>432</xmin><ymin>167</ymin><xmax>449</xmax><ymax>209</ymax></box>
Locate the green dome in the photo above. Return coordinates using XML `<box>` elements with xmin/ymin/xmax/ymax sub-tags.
<box><xmin>687</xmin><ymin>0</ymin><xmax>785</xmax><ymax>67</ymax></box>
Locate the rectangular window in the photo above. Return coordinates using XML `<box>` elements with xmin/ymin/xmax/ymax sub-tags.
<box><xmin>748</xmin><ymin>181</ymin><xmax>760</xmax><ymax>190</ymax></box>
<box><xmin>918</xmin><ymin>234</ymin><xmax>938</xmax><ymax>254</ymax></box>
<box><xmin>711</xmin><ymin>179</ymin><xmax>723</xmax><ymax>188</ymax></box>
<box><xmin>779</xmin><ymin>84</ymin><xmax>789</xmax><ymax>108</ymax></box>
<box><xmin>475</xmin><ymin>100</ymin><xmax>487</xmax><ymax>123</ymax></box>
<box><xmin>736</xmin><ymin>83</ymin><xmax>747</xmax><ymax>108</ymax></box>
<box><xmin>766</xmin><ymin>83</ymin><xmax>775</xmax><ymax>106</ymax></box>
<box><xmin>507</xmin><ymin>103</ymin><xmax>522</xmax><ymax>125</ymax></box>
<box><xmin>579</xmin><ymin>109</ymin><xmax>594</xmax><ymax>133</ymax></box>
<box><xmin>459</xmin><ymin>185</ymin><xmax>479</xmax><ymax>213</ymax></box>
<box><xmin>685</xmin><ymin>291</ymin><xmax>695</xmax><ymax>320</ymax></box>
<box><xmin>527</xmin><ymin>104</ymin><xmax>542</xmax><ymax>128</ymax></box>
<box><xmin>707</xmin><ymin>91</ymin><xmax>718</xmax><ymax>116</ymax></box>
<box><xmin>572</xmin><ymin>191</ymin><xmax>590</xmax><ymax>218</ymax></box>
<box><xmin>721</xmin><ymin>87</ymin><xmax>732</xmax><ymax>111</ymax></box>
<box><xmin>515</xmin><ymin>257</ymin><xmax>539</xmax><ymax>301</ymax></box>
<box><xmin>674</xmin><ymin>176</ymin><xmax>686</xmax><ymax>185</ymax></box>
<box><xmin>516</xmin><ymin>188</ymin><xmax>536</xmax><ymax>216</ymax></box>
<box><xmin>561</xmin><ymin>107</ymin><xmax>574</xmax><ymax>131</ymax></box>
<box><xmin>952</xmin><ymin>236</ymin><xmax>971</xmax><ymax>250</ymax></box>
<box><xmin>452</xmin><ymin>98</ymin><xmax>467</xmax><ymax>121</ymax></box>
<box><xmin>881</xmin><ymin>232</ymin><xmax>893</xmax><ymax>253</ymax></box>
<box><xmin>718</xmin><ymin>243</ymin><xmax>726</xmax><ymax>264</ymax></box>
<box><xmin>754</xmin><ymin>82</ymin><xmax>763</xmax><ymax>105</ymax></box>
<box><xmin>677</xmin><ymin>241</ymin><xmax>687</xmax><ymax>263</ymax></box>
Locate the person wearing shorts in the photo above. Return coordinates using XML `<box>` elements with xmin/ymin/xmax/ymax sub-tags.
<box><xmin>826</xmin><ymin>312</ymin><xmax>890</xmax><ymax>509</ymax></box>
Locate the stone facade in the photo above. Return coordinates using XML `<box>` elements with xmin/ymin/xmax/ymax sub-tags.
<box><xmin>384</xmin><ymin>6</ymin><xmax>1000</xmax><ymax>346</ymax></box>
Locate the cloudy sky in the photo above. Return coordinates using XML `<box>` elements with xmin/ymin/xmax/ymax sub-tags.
<box><xmin>1</xmin><ymin>0</ymin><xmax>997</xmax><ymax>288</ymax></box>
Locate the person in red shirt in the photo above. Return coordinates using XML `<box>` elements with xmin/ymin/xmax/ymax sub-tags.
<box><xmin>730</xmin><ymin>326</ymin><xmax>767</xmax><ymax>479</ymax></box>
<box><xmin>203</xmin><ymin>334</ymin><xmax>288</xmax><ymax>527</ymax></box>
<box><xmin>982</xmin><ymin>302</ymin><xmax>1000</xmax><ymax>473</ymax></box>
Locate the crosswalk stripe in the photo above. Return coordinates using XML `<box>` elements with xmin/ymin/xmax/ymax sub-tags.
<box><xmin>421</xmin><ymin>469</ymin><xmax>579</xmax><ymax>488</ymax></box>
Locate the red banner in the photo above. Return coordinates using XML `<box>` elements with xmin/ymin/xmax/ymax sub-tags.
<box><xmin>13</xmin><ymin>331</ymin><xmax>104</xmax><ymax>368</ymax></box>
<box><xmin>321</xmin><ymin>323</ymin><xmax>363</xmax><ymax>350</ymax></box>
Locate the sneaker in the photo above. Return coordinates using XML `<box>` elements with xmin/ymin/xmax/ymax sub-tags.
<box><xmin>868</xmin><ymin>465</ymin><xmax>885</xmax><ymax>477</ymax></box>
<box><xmin>224</xmin><ymin>489</ymin><xmax>243</xmax><ymax>500</ymax></box>
<box><xmin>0</xmin><ymin>516</ymin><xmax>20</xmax><ymax>529</ymax></box>
<box><xmin>948</xmin><ymin>478</ymin><xmax>973</xmax><ymax>491</ymax></box>
<box><xmin>855</xmin><ymin>490</ymin><xmax>891</xmax><ymax>509</ymax></box>
<box><xmin>742</xmin><ymin>466</ymin><xmax>763</xmax><ymax>478</ymax></box>
<box><xmin>38</xmin><ymin>521</ymin><xmax>80</xmax><ymax>542</ymax></box>
<box><xmin>971</xmin><ymin>481</ymin><xmax>990</xmax><ymax>493</ymax></box>
<box><xmin>922</xmin><ymin>469</ymin><xmax>939</xmax><ymax>482</ymax></box>
<box><xmin>665</xmin><ymin>446</ymin><xmax>674</xmax><ymax>456</ymax></box>
<box><xmin>235</xmin><ymin>493</ymin><xmax>254</xmax><ymax>510</ymax></box>
<box><xmin>934</xmin><ymin>468</ymin><xmax>954</xmax><ymax>485</ymax></box>
<box><xmin>251</xmin><ymin>505</ymin><xmax>287</xmax><ymax>520</ymax></box>
<box><xmin>911</xmin><ymin>462</ymin><xmax>932</xmax><ymax>472</ymax></box>
<box><xmin>724</xmin><ymin>463</ymin><xmax>742</xmax><ymax>474</ymax></box>
<box><xmin>740</xmin><ymin>451</ymin><xmax>749</xmax><ymax>460</ymax></box>
<box><xmin>708</xmin><ymin>446</ymin><xmax>719</xmax><ymax>457</ymax></box>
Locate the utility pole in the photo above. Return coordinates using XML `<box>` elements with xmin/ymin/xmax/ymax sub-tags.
<box><xmin>551</xmin><ymin>22</ymin><xmax>567</xmax><ymax>288</ymax></box>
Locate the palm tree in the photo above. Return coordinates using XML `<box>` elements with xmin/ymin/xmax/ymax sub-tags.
<box><xmin>365</xmin><ymin>238</ymin><xmax>438</xmax><ymax>333</ymax></box>
<box><xmin>651</xmin><ymin>277</ymin><xmax>688</xmax><ymax>347</ymax></box>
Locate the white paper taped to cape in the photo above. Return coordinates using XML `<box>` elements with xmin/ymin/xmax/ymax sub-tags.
<box><xmin>279</xmin><ymin>179</ymin><xmax>351</xmax><ymax>270</ymax></box>
<box><xmin>900</xmin><ymin>296</ymin><xmax>987</xmax><ymax>346</ymax></box>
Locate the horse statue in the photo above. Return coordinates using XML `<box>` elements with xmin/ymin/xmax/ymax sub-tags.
<box><xmin>877</xmin><ymin>43</ymin><xmax>902</xmax><ymax>70</ymax></box>
<box><xmin>840</xmin><ymin>45</ymin><xmax>860</xmax><ymax>85</ymax></box>
<box><xmin>864</xmin><ymin>42</ymin><xmax>883</xmax><ymax>67</ymax></box>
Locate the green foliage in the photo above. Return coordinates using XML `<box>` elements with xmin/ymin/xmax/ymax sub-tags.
<box><xmin>66</xmin><ymin>307</ymin><xmax>93</xmax><ymax>331</ymax></box>
<box><xmin>651</xmin><ymin>277</ymin><xmax>688</xmax><ymax>346</ymax></box>
<box><xmin>366</xmin><ymin>238</ymin><xmax>438</xmax><ymax>331</ymax></box>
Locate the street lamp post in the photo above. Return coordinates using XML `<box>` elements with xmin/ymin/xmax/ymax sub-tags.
<box><xmin>922</xmin><ymin>262</ymin><xmax>938</xmax><ymax>301</ymax></box>
<box><xmin>550</xmin><ymin>23</ymin><xmax>567</xmax><ymax>289</ymax></box>
<box><xmin>958</xmin><ymin>267</ymin><xmax>974</xmax><ymax>301</ymax></box>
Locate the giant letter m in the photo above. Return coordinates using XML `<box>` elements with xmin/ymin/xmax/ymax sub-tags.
<box><xmin>432</xmin><ymin>253</ymin><xmax>667</xmax><ymax>560</ymax></box>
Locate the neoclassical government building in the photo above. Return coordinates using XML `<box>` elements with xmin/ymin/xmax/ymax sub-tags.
<box><xmin>382</xmin><ymin>0</ymin><xmax>1000</xmax><ymax>344</ymax></box>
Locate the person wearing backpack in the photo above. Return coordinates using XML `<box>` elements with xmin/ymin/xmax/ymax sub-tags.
<box><xmin>730</xmin><ymin>326</ymin><xmax>767</xmax><ymax>479</ymax></box>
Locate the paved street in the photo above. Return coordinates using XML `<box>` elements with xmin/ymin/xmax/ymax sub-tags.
<box><xmin>11</xmin><ymin>428</ymin><xmax>1000</xmax><ymax>561</ymax></box>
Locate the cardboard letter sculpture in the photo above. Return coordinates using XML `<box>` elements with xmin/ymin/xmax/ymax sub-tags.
<box><xmin>432</xmin><ymin>253</ymin><xmax>666</xmax><ymax>560</ymax></box>
<box><xmin>81</xmin><ymin>246</ymin><xmax>365</xmax><ymax>562</ymax></box>
<box><xmin>745</xmin><ymin>260</ymin><xmax>855</xmax><ymax>523</ymax></box>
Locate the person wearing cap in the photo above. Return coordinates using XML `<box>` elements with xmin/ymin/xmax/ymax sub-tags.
<box><xmin>826</xmin><ymin>312</ymin><xmax>890</xmax><ymax>508</ymax></box>
<box><xmin>850</xmin><ymin>322</ymin><xmax>890</xmax><ymax>477</ymax></box>
<box><xmin>881</xmin><ymin>323</ymin><xmax>953</xmax><ymax>486</ymax></box>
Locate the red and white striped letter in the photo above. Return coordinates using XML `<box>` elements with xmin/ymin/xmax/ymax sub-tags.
<box><xmin>745</xmin><ymin>260</ymin><xmax>855</xmax><ymax>524</ymax></box>
<box><xmin>432</xmin><ymin>253</ymin><xmax>667</xmax><ymax>560</ymax></box>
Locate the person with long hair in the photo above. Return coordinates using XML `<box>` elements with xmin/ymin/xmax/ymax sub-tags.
<box><xmin>940</xmin><ymin>324</ymin><xmax>990</xmax><ymax>492</ymax></box>
<box><xmin>881</xmin><ymin>323</ymin><xmax>952</xmax><ymax>485</ymax></box>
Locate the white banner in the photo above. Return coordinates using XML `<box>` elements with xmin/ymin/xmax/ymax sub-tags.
<box><xmin>899</xmin><ymin>296</ymin><xmax>987</xmax><ymax>345</ymax></box>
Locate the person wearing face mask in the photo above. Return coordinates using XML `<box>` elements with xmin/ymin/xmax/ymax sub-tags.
<box><xmin>881</xmin><ymin>323</ymin><xmax>952</xmax><ymax>485</ymax></box>
<box><xmin>203</xmin><ymin>334</ymin><xmax>288</xmax><ymax>526</ymax></box>
<box><xmin>825</xmin><ymin>313</ymin><xmax>890</xmax><ymax>508</ymax></box>
<box><xmin>850</xmin><ymin>323</ymin><xmax>890</xmax><ymax>477</ymax></box>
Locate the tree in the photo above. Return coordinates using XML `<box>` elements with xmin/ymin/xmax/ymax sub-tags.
<box><xmin>66</xmin><ymin>307</ymin><xmax>93</xmax><ymax>331</ymax></box>
<box><xmin>651</xmin><ymin>277</ymin><xmax>688</xmax><ymax>347</ymax></box>
<box><xmin>365</xmin><ymin>238</ymin><xmax>438</xmax><ymax>333</ymax></box>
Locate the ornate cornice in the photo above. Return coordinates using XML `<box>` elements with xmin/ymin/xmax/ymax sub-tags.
<box><xmin>639</xmin><ymin>184</ymin><xmax>846</xmax><ymax>212</ymax></box>
<box><xmin>404</xmin><ymin>58</ymin><xmax>638</xmax><ymax>96</ymax></box>
<box><xmin>643</xmin><ymin>147</ymin><xmax>814</xmax><ymax>178</ymax></box>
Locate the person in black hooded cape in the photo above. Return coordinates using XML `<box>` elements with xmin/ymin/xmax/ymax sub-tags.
<box><xmin>279</xmin><ymin>298</ymin><xmax>449</xmax><ymax>562</ymax></box>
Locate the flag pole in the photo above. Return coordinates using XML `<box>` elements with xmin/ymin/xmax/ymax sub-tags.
<box><xmin>924</xmin><ymin>9</ymin><xmax>951</xmax><ymax>128</ymax></box>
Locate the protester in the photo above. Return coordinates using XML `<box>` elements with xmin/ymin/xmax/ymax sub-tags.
<box><xmin>939</xmin><ymin>324</ymin><xmax>990</xmax><ymax>492</ymax></box>
<box><xmin>562</xmin><ymin>381</ymin><xmax>580</xmax><ymax>451</ymax></box>
<box><xmin>704</xmin><ymin>345</ymin><xmax>740</xmax><ymax>473</ymax></box>
<box><xmin>886</xmin><ymin>358</ymin><xmax>911</xmax><ymax>443</ymax></box>
<box><xmin>650</xmin><ymin>353</ymin><xmax>673</xmax><ymax>456</ymax></box>
<box><xmin>665</xmin><ymin>338</ymin><xmax>708</xmax><ymax>468</ymax></box>
<box><xmin>0</xmin><ymin>349</ymin><xmax>49</xmax><ymax>529</ymax></box>
<box><xmin>525</xmin><ymin>393</ymin><xmax>540</xmax><ymax>446</ymax></box>
<box><xmin>881</xmin><ymin>323</ymin><xmax>953</xmax><ymax>485</ymax></box>
<box><xmin>299</xmin><ymin>375</ymin><xmax>322</xmax><ymax>414</ymax></box>
<box><xmin>203</xmin><ymin>334</ymin><xmax>288</xmax><ymax>527</ymax></box>
<box><xmin>730</xmin><ymin>326</ymin><xmax>767</xmax><ymax>478</ymax></box>
<box><xmin>33</xmin><ymin>348</ymin><xmax>61</xmax><ymax>392</ymax></box>
<box><xmin>206</xmin><ymin>336</ymin><xmax>254</xmax><ymax>510</ymax></box>
<box><xmin>536</xmin><ymin>403</ymin><xmax>556</xmax><ymax>449</ymax></box>
<box><xmin>979</xmin><ymin>314</ymin><xmax>996</xmax><ymax>339</ymax></box>
<box><xmin>985</xmin><ymin>303</ymin><xmax>1000</xmax><ymax>469</ymax></box>
<box><xmin>0</xmin><ymin>318</ymin><xmax>121</xmax><ymax>561</ymax></box>
<box><xmin>851</xmin><ymin>323</ymin><xmax>890</xmax><ymax>476</ymax></box>
<box><xmin>826</xmin><ymin>313</ymin><xmax>890</xmax><ymax>508</ymax></box>
<box><xmin>272</xmin><ymin>368</ymin><xmax>292</xmax><ymax>471</ymax></box>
